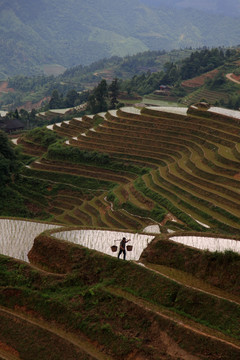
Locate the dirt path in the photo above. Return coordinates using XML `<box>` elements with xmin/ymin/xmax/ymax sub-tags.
<box><xmin>226</xmin><ymin>73</ymin><xmax>240</xmax><ymax>84</ymax></box>
<box><xmin>0</xmin><ymin>306</ymin><xmax>112</xmax><ymax>360</ymax></box>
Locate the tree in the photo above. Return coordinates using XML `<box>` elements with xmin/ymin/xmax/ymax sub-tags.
<box><xmin>209</xmin><ymin>71</ymin><xmax>226</xmax><ymax>89</ymax></box>
<box><xmin>109</xmin><ymin>78</ymin><xmax>119</xmax><ymax>109</ymax></box>
<box><xmin>14</xmin><ymin>109</ymin><xmax>19</xmax><ymax>119</ymax></box>
<box><xmin>95</xmin><ymin>79</ymin><xmax>108</xmax><ymax>112</ymax></box>
<box><xmin>0</xmin><ymin>131</ymin><xmax>19</xmax><ymax>187</ymax></box>
<box><xmin>87</xmin><ymin>94</ymin><xmax>98</xmax><ymax>114</ymax></box>
<box><xmin>87</xmin><ymin>80</ymin><xmax>108</xmax><ymax>114</ymax></box>
<box><xmin>49</xmin><ymin>90</ymin><xmax>61</xmax><ymax>109</ymax></box>
<box><xmin>19</xmin><ymin>109</ymin><xmax>29</xmax><ymax>120</ymax></box>
<box><xmin>65</xmin><ymin>89</ymin><xmax>79</xmax><ymax>108</ymax></box>
<box><xmin>161</xmin><ymin>63</ymin><xmax>179</xmax><ymax>85</ymax></box>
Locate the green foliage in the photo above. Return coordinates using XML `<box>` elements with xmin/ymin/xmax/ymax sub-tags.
<box><xmin>1</xmin><ymin>239</ymin><xmax>240</xmax><ymax>360</ymax></box>
<box><xmin>60</xmin><ymin>48</ymin><xmax>192</xmax><ymax>87</ymax></box>
<box><xmin>120</xmin><ymin>47</ymin><xmax>236</xmax><ymax>96</ymax></box>
<box><xmin>2</xmin><ymin>46</ymin><xmax>239</xmax><ymax>109</ymax></box>
<box><xmin>206</xmin><ymin>71</ymin><xmax>227</xmax><ymax>89</ymax></box>
<box><xmin>21</xmin><ymin>167</ymin><xmax>116</xmax><ymax>191</ymax></box>
<box><xmin>0</xmin><ymin>186</ymin><xmax>32</xmax><ymax>217</ymax></box>
<box><xmin>1</xmin><ymin>0</ymin><xmax>240</xmax><ymax>80</ymax></box>
<box><xmin>49</xmin><ymin>89</ymin><xmax>62</xmax><ymax>109</ymax></box>
<box><xmin>46</xmin><ymin>142</ymin><xmax>110</xmax><ymax>165</ymax></box>
<box><xmin>0</xmin><ymin>131</ymin><xmax>37</xmax><ymax>217</ymax></box>
<box><xmin>108</xmin><ymin>78</ymin><xmax>120</xmax><ymax>109</ymax></box>
<box><xmin>134</xmin><ymin>177</ymin><xmax>203</xmax><ymax>231</ymax></box>
<box><xmin>25</xmin><ymin>127</ymin><xmax>62</xmax><ymax>147</ymax></box>
<box><xmin>121</xmin><ymin>71</ymin><xmax>164</xmax><ymax>95</ymax></box>
<box><xmin>181</xmin><ymin>48</ymin><xmax>228</xmax><ymax>80</ymax></box>
<box><xmin>219</xmin><ymin>92</ymin><xmax>240</xmax><ymax>110</ymax></box>
<box><xmin>87</xmin><ymin>79</ymin><xmax>108</xmax><ymax>114</ymax></box>
<box><xmin>0</xmin><ymin>130</ymin><xmax>20</xmax><ymax>187</ymax></box>
<box><xmin>47</xmin><ymin>88</ymin><xmax>88</xmax><ymax>110</ymax></box>
<box><xmin>204</xmin><ymin>249</ymin><xmax>240</xmax><ymax>265</ymax></box>
<box><xmin>234</xmin><ymin>67</ymin><xmax>240</xmax><ymax>76</ymax></box>
<box><xmin>46</xmin><ymin>141</ymin><xmax>149</xmax><ymax>176</ymax></box>
<box><xmin>122</xmin><ymin>201</ymin><xmax>167</xmax><ymax>223</ymax></box>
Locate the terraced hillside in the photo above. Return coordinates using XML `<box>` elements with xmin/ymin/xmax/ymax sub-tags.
<box><xmin>15</xmin><ymin>104</ymin><xmax>240</xmax><ymax>235</ymax></box>
<box><xmin>181</xmin><ymin>88</ymin><xmax>229</xmax><ymax>106</ymax></box>
<box><xmin>2</xmin><ymin>105</ymin><xmax>240</xmax><ymax>359</ymax></box>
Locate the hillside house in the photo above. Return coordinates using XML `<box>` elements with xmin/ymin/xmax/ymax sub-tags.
<box><xmin>4</xmin><ymin>118</ymin><xmax>24</xmax><ymax>133</ymax></box>
<box><xmin>154</xmin><ymin>85</ymin><xmax>172</xmax><ymax>95</ymax></box>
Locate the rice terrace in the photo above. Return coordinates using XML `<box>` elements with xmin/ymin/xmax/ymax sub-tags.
<box><xmin>1</xmin><ymin>103</ymin><xmax>240</xmax><ymax>359</ymax></box>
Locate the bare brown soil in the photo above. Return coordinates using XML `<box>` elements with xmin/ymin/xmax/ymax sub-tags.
<box><xmin>160</xmin><ymin>212</ymin><xmax>182</xmax><ymax>226</ymax></box>
<box><xmin>0</xmin><ymin>341</ymin><xmax>20</xmax><ymax>359</ymax></box>
<box><xmin>181</xmin><ymin>70</ymin><xmax>218</xmax><ymax>88</ymax></box>
<box><xmin>17</xmin><ymin>96</ymin><xmax>51</xmax><ymax>111</ymax></box>
<box><xmin>0</xmin><ymin>82</ymin><xmax>14</xmax><ymax>94</ymax></box>
<box><xmin>234</xmin><ymin>172</ymin><xmax>240</xmax><ymax>180</ymax></box>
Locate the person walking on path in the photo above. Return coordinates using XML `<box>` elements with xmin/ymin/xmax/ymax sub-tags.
<box><xmin>118</xmin><ymin>237</ymin><xmax>130</xmax><ymax>260</ymax></box>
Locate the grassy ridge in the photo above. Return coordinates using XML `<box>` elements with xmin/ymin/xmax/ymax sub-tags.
<box><xmin>141</xmin><ymin>236</ymin><xmax>240</xmax><ymax>296</ymax></box>
<box><xmin>0</xmin><ymin>235</ymin><xmax>239</xmax><ymax>359</ymax></box>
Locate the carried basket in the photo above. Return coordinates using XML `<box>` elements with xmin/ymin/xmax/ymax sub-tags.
<box><xmin>111</xmin><ymin>245</ymin><xmax>118</xmax><ymax>252</ymax></box>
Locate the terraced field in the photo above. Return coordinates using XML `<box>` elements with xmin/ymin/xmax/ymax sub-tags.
<box><xmin>15</xmin><ymin>104</ymin><xmax>240</xmax><ymax>236</ymax></box>
<box><xmin>3</xmin><ymin>105</ymin><xmax>240</xmax><ymax>359</ymax></box>
<box><xmin>181</xmin><ymin>88</ymin><xmax>229</xmax><ymax>106</ymax></box>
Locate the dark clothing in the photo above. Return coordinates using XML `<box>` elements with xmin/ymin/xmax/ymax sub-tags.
<box><xmin>120</xmin><ymin>239</ymin><xmax>127</xmax><ymax>250</ymax></box>
<box><xmin>118</xmin><ymin>248</ymin><xmax>126</xmax><ymax>260</ymax></box>
<box><xmin>118</xmin><ymin>238</ymin><xmax>128</xmax><ymax>260</ymax></box>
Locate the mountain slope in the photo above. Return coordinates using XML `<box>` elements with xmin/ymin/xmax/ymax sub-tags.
<box><xmin>141</xmin><ymin>0</ymin><xmax>240</xmax><ymax>17</ymax></box>
<box><xmin>1</xmin><ymin>0</ymin><xmax>240</xmax><ymax>78</ymax></box>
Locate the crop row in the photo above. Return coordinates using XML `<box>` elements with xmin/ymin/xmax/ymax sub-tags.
<box><xmin>31</xmin><ymin>160</ymin><xmax>131</xmax><ymax>185</ymax></box>
<box><xmin>154</xmin><ymin>169</ymin><xmax>240</xmax><ymax>231</ymax></box>
<box><xmin>117</xmin><ymin>107</ymin><xmax>240</xmax><ymax>138</ymax></box>
<box><xmin>102</xmin><ymin>116</ymin><xmax>240</xmax><ymax>145</ymax></box>
<box><xmin>69</xmin><ymin>136</ymin><xmax>178</xmax><ymax>162</ymax></box>
<box><xmin>149</xmin><ymin>170</ymin><xmax>240</xmax><ymax>233</ymax></box>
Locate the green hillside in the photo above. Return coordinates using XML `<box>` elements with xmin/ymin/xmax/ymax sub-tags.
<box><xmin>1</xmin><ymin>0</ymin><xmax>240</xmax><ymax>78</ymax></box>
<box><xmin>5</xmin><ymin>104</ymin><xmax>240</xmax><ymax>233</ymax></box>
<box><xmin>1</xmin><ymin>103</ymin><xmax>240</xmax><ymax>359</ymax></box>
<box><xmin>0</xmin><ymin>48</ymin><xmax>194</xmax><ymax>110</ymax></box>
<box><xmin>3</xmin><ymin>46</ymin><xmax>240</xmax><ymax>111</ymax></box>
<box><xmin>2</xmin><ymin>2</ymin><xmax>240</xmax><ymax>357</ymax></box>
